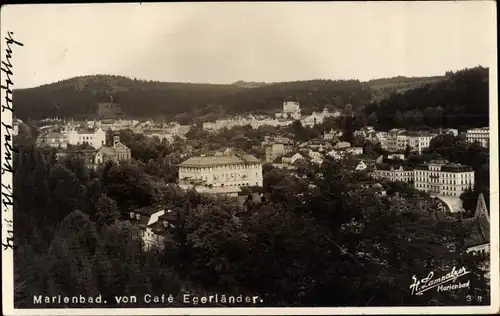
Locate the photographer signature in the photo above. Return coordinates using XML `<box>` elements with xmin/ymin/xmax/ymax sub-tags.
<box><xmin>409</xmin><ymin>266</ymin><xmax>470</xmax><ymax>296</ymax></box>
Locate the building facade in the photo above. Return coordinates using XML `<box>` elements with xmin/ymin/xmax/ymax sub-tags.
<box><xmin>95</xmin><ymin>136</ymin><xmax>132</xmax><ymax>164</ymax></box>
<box><xmin>36</xmin><ymin>132</ymin><xmax>68</xmax><ymax>148</ymax></box>
<box><xmin>178</xmin><ymin>153</ymin><xmax>263</xmax><ymax>195</ymax></box>
<box><xmin>414</xmin><ymin>159</ymin><xmax>474</xmax><ymax>197</ymax></box>
<box><xmin>464</xmin><ymin>193</ymin><xmax>490</xmax><ymax>254</ymax></box>
<box><xmin>276</xmin><ymin>101</ymin><xmax>301</xmax><ymax>120</ymax></box>
<box><xmin>466</xmin><ymin>127</ymin><xmax>489</xmax><ymax>148</ymax></box>
<box><xmin>373</xmin><ymin>165</ymin><xmax>414</xmax><ymax>183</ymax></box>
<box><xmin>406</xmin><ymin>132</ymin><xmax>435</xmax><ymax>154</ymax></box>
<box><xmin>66</xmin><ymin>127</ymin><xmax>106</xmax><ymax>149</ymax></box>
<box><xmin>129</xmin><ymin>207</ymin><xmax>167</xmax><ymax>251</ymax></box>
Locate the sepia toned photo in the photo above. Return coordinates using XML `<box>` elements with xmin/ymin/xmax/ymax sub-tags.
<box><xmin>1</xmin><ymin>2</ymin><xmax>498</xmax><ymax>315</ymax></box>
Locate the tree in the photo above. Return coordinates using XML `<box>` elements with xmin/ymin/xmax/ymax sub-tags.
<box><xmin>44</xmin><ymin>211</ymin><xmax>100</xmax><ymax>299</ymax></box>
<box><xmin>367</xmin><ymin>112</ymin><xmax>378</xmax><ymax>127</ymax></box>
<box><xmin>94</xmin><ymin>194</ymin><xmax>120</xmax><ymax>226</ymax></box>
<box><xmin>101</xmin><ymin>162</ymin><xmax>159</xmax><ymax>211</ymax></box>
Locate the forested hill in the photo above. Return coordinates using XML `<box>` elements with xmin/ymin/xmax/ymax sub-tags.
<box><xmin>367</xmin><ymin>75</ymin><xmax>446</xmax><ymax>102</ymax></box>
<box><xmin>362</xmin><ymin>66</ymin><xmax>489</xmax><ymax>130</ymax></box>
<box><xmin>13</xmin><ymin>67</ymin><xmax>487</xmax><ymax>123</ymax></box>
<box><xmin>13</xmin><ymin>75</ymin><xmax>372</xmax><ymax>121</ymax></box>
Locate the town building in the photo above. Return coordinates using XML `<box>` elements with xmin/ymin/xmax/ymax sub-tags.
<box><xmin>12</xmin><ymin>118</ymin><xmax>22</xmax><ymax>136</ymax></box>
<box><xmin>406</xmin><ymin>131</ymin><xmax>435</xmax><ymax>154</ymax></box>
<box><xmin>275</xmin><ymin>100</ymin><xmax>301</xmax><ymax>120</ymax></box>
<box><xmin>387</xmin><ymin>153</ymin><xmax>405</xmax><ymax>160</ymax></box>
<box><xmin>382</xmin><ymin>129</ymin><xmax>436</xmax><ymax>153</ymax></box>
<box><xmin>373</xmin><ymin>165</ymin><xmax>414</xmax><ymax>183</ymax></box>
<box><xmin>323</xmin><ymin>129</ymin><xmax>343</xmax><ymax>141</ymax></box>
<box><xmin>142</xmin><ymin>128</ymin><xmax>176</xmax><ymax>142</ymax></box>
<box><xmin>414</xmin><ymin>159</ymin><xmax>474</xmax><ymax>198</ymax></box>
<box><xmin>327</xmin><ymin>146</ymin><xmax>363</xmax><ymax>159</ymax></box>
<box><xmin>265</xmin><ymin>143</ymin><xmax>293</xmax><ymax>163</ymax></box>
<box><xmin>177</xmin><ymin>153</ymin><xmax>263</xmax><ymax>197</ymax></box>
<box><xmin>384</xmin><ymin>129</ymin><xmax>406</xmax><ymax>152</ymax></box>
<box><xmin>95</xmin><ymin>136</ymin><xmax>132</xmax><ymax>164</ymax></box>
<box><xmin>354</xmin><ymin>155</ymin><xmax>384</xmax><ymax>171</ymax></box>
<box><xmin>66</xmin><ymin>127</ymin><xmax>106</xmax><ymax>149</ymax></box>
<box><xmin>55</xmin><ymin>149</ymin><xmax>98</xmax><ymax>168</ymax></box>
<box><xmin>356</xmin><ymin>181</ymin><xmax>387</xmax><ymax>196</ymax></box>
<box><xmin>463</xmin><ymin>193</ymin><xmax>490</xmax><ymax>254</ymax></box>
<box><xmin>36</xmin><ymin>132</ymin><xmax>68</xmax><ymax>149</ymax></box>
<box><xmin>465</xmin><ymin>127</ymin><xmax>489</xmax><ymax>148</ymax></box>
<box><xmin>334</xmin><ymin>141</ymin><xmax>351</xmax><ymax>149</ymax></box>
<box><xmin>439</xmin><ymin>128</ymin><xmax>459</xmax><ymax>137</ymax></box>
<box><xmin>279</xmin><ymin>152</ymin><xmax>305</xmax><ymax>167</ymax></box>
<box><xmin>55</xmin><ymin>135</ymin><xmax>131</xmax><ymax>168</ymax></box>
<box><xmin>129</xmin><ymin>206</ymin><xmax>167</xmax><ymax>251</ymax></box>
<box><xmin>354</xmin><ymin>126</ymin><xmax>375</xmax><ymax>138</ymax></box>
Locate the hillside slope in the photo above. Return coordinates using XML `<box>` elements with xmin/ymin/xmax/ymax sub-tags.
<box><xmin>362</xmin><ymin>67</ymin><xmax>489</xmax><ymax>130</ymax></box>
<box><xmin>13</xmin><ymin>75</ymin><xmax>372</xmax><ymax>121</ymax></box>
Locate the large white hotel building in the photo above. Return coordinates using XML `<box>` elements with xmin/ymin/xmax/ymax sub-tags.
<box><xmin>465</xmin><ymin>127</ymin><xmax>489</xmax><ymax>148</ymax></box>
<box><xmin>177</xmin><ymin>153</ymin><xmax>263</xmax><ymax>197</ymax></box>
<box><xmin>374</xmin><ymin>158</ymin><xmax>474</xmax><ymax>199</ymax></box>
<box><xmin>414</xmin><ymin>159</ymin><xmax>474</xmax><ymax>198</ymax></box>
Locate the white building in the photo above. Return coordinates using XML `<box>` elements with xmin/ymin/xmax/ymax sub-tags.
<box><xmin>355</xmin><ymin>161</ymin><xmax>368</xmax><ymax>171</ymax></box>
<box><xmin>383</xmin><ymin>129</ymin><xmax>436</xmax><ymax>154</ymax></box>
<box><xmin>323</xmin><ymin>129</ymin><xmax>343</xmax><ymax>141</ymax></box>
<box><xmin>276</xmin><ymin>101</ymin><xmax>301</xmax><ymax>120</ymax></box>
<box><xmin>439</xmin><ymin>128</ymin><xmax>459</xmax><ymax>137</ymax></box>
<box><xmin>327</xmin><ymin>147</ymin><xmax>363</xmax><ymax>159</ymax></box>
<box><xmin>36</xmin><ymin>132</ymin><xmax>68</xmax><ymax>149</ymax></box>
<box><xmin>466</xmin><ymin>127</ymin><xmax>489</xmax><ymax>148</ymax></box>
<box><xmin>354</xmin><ymin>126</ymin><xmax>375</xmax><ymax>138</ymax></box>
<box><xmin>387</xmin><ymin>153</ymin><xmax>405</xmax><ymax>160</ymax></box>
<box><xmin>406</xmin><ymin>132</ymin><xmax>435</xmax><ymax>154</ymax></box>
<box><xmin>96</xmin><ymin>119</ymin><xmax>139</xmax><ymax>131</ymax></box>
<box><xmin>12</xmin><ymin>118</ymin><xmax>22</xmax><ymax>136</ymax></box>
<box><xmin>384</xmin><ymin>129</ymin><xmax>406</xmax><ymax>152</ymax></box>
<box><xmin>129</xmin><ymin>207</ymin><xmax>167</xmax><ymax>251</ymax></box>
<box><xmin>414</xmin><ymin>159</ymin><xmax>474</xmax><ymax>198</ymax></box>
<box><xmin>373</xmin><ymin>165</ymin><xmax>414</xmax><ymax>183</ymax></box>
<box><xmin>178</xmin><ymin>153</ymin><xmax>263</xmax><ymax>197</ymax></box>
<box><xmin>202</xmin><ymin>115</ymin><xmax>292</xmax><ymax>132</ymax></box>
<box><xmin>66</xmin><ymin>127</ymin><xmax>106</xmax><ymax>149</ymax></box>
<box><xmin>300</xmin><ymin>108</ymin><xmax>340</xmax><ymax>127</ymax></box>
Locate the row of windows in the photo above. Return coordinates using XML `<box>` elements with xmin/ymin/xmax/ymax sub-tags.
<box><xmin>441</xmin><ymin>191</ymin><xmax>460</xmax><ymax>197</ymax></box>
<box><xmin>181</xmin><ymin>165</ymin><xmax>260</xmax><ymax>172</ymax></box>
<box><xmin>415</xmin><ymin>171</ymin><xmax>473</xmax><ymax>177</ymax></box>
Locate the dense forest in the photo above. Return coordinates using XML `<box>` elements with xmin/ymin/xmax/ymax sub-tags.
<box><xmin>13</xmin><ymin>76</ymin><xmax>371</xmax><ymax>122</ymax></box>
<box><xmin>12</xmin><ymin>124</ymin><xmax>491</xmax><ymax>308</ymax></box>
<box><xmin>362</xmin><ymin>67</ymin><xmax>489</xmax><ymax>130</ymax></box>
<box><xmin>13</xmin><ymin>67</ymin><xmax>487</xmax><ymax>127</ymax></box>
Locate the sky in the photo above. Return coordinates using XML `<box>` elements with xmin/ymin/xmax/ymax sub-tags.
<box><xmin>1</xmin><ymin>2</ymin><xmax>497</xmax><ymax>89</ymax></box>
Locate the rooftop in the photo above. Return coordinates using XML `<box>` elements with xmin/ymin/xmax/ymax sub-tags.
<box><xmin>132</xmin><ymin>206</ymin><xmax>162</xmax><ymax>216</ymax></box>
<box><xmin>441</xmin><ymin>164</ymin><xmax>474</xmax><ymax>173</ymax></box>
<box><xmin>178</xmin><ymin>154</ymin><xmax>261</xmax><ymax>167</ymax></box>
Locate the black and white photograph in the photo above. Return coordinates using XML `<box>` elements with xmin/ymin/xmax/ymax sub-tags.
<box><xmin>1</xmin><ymin>2</ymin><xmax>498</xmax><ymax>315</ymax></box>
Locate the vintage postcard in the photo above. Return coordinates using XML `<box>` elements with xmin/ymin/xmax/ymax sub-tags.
<box><xmin>1</xmin><ymin>2</ymin><xmax>498</xmax><ymax>315</ymax></box>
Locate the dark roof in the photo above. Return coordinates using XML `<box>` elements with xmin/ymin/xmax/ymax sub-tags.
<box><xmin>415</xmin><ymin>164</ymin><xmax>429</xmax><ymax>170</ymax></box>
<box><xmin>178</xmin><ymin>154</ymin><xmax>261</xmax><ymax>167</ymax></box>
<box><xmin>132</xmin><ymin>206</ymin><xmax>160</xmax><ymax>216</ymax></box>
<box><xmin>441</xmin><ymin>164</ymin><xmax>473</xmax><ymax>173</ymax></box>
<box><xmin>58</xmin><ymin>148</ymin><xmax>97</xmax><ymax>154</ymax></box>
<box><xmin>158</xmin><ymin>210</ymin><xmax>177</xmax><ymax>221</ymax></box>
<box><xmin>283</xmin><ymin>152</ymin><xmax>299</xmax><ymax>158</ymax></box>
<box><xmin>463</xmin><ymin>219</ymin><xmax>489</xmax><ymax>248</ymax></box>
<box><xmin>375</xmin><ymin>164</ymin><xmax>413</xmax><ymax>171</ymax></box>
<box><xmin>463</xmin><ymin>193</ymin><xmax>490</xmax><ymax>248</ymax></box>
